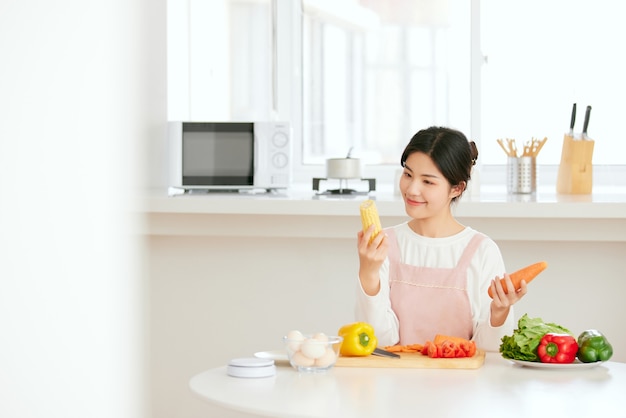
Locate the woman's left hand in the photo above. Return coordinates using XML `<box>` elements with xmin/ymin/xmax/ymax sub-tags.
<box><xmin>489</xmin><ymin>273</ymin><xmax>527</xmax><ymax>326</ymax></box>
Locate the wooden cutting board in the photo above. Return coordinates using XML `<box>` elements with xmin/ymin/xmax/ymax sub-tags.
<box><xmin>335</xmin><ymin>350</ymin><xmax>485</xmax><ymax>369</ymax></box>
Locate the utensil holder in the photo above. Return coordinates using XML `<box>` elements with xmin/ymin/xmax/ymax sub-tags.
<box><xmin>507</xmin><ymin>156</ymin><xmax>536</xmax><ymax>194</ymax></box>
<box><xmin>556</xmin><ymin>134</ymin><xmax>594</xmax><ymax>194</ymax></box>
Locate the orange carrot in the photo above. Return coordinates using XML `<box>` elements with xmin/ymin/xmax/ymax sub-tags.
<box><xmin>383</xmin><ymin>344</ymin><xmax>423</xmax><ymax>353</ymax></box>
<box><xmin>384</xmin><ymin>345</ymin><xmax>404</xmax><ymax>353</ymax></box>
<box><xmin>467</xmin><ymin>341</ymin><xmax>477</xmax><ymax>357</ymax></box>
<box><xmin>405</xmin><ymin>343</ymin><xmax>423</xmax><ymax>352</ymax></box>
<box><xmin>433</xmin><ymin>334</ymin><xmax>470</xmax><ymax>347</ymax></box>
<box><xmin>488</xmin><ymin>261</ymin><xmax>548</xmax><ymax>298</ymax></box>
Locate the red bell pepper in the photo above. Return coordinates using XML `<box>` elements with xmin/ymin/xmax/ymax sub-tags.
<box><xmin>537</xmin><ymin>333</ymin><xmax>578</xmax><ymax>363</ymax></box>
<box><xmin>422</xmin><ymin>340</ymin><xmax>477</xmax><ymax>358</ymax></box>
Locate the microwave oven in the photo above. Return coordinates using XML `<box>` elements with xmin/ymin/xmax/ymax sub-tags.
<box><xmin>168</xmin><ymin>121</ymin><xmax>292</xmax><ymax>194</ymax></box>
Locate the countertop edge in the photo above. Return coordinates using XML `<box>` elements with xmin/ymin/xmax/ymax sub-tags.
<box><xmin>139</xmin><ymin>188</ymin><xmax>626</xmax><ymax>220</ymax></box>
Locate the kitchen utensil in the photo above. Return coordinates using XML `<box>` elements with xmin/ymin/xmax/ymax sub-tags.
<box><xmin>497</xmin><ymin>138</ymin><xmax>511</xmax><ymax>156</ymax></box>
<box><xmin>497</xmin><ymin>138</ymin><xmax>520</xmax><ymax>158</ymax></box>
<box><xmin>506</xmin><ymin>138</ymin><xmax>518</xmax><ymax>157</ymax></box>
<box><xmin>507</xmin><ymin>156</ymin><xmax>536</xmax><ymax>194</ymax></box>
<box><xmin>326</xmin><ymin>158</ymin><xmax>362</xmax><ymax>179</ymax></box>
<box><xmin>521</xmin><ymin>137</ymin><xmax>547</xmax><ymax>157</ymax></box>
<box><xmin>557</xmin><ymin>134</ymin><xmax>595</xmax><ymax>194</ymax></box>
<box><xmin>335</xmin><ymin>349</ymin><xmax>485</xmax><ymax>369</ymax></box>
<box><xmin>569</xmin><ymin>102</ymin><xmax>577</xmax><ymax>136</ymax></box>
<box><xmin>582</xmin><ymin>105</ymin><xmax>592</xmax><ymax>139</ymax></box>
<box><xmin>372</xmin><ymin>347</ymin><xmax>401</xmax><ymax>359</ymax></box>
<box><xmin>326</xmin><ymin>147</ymin><xmax>362</xmax><ymax>179</ymax></box>
<box><xmin>534</xmin><ymin>137</ymin><xmax>547</xmax><ymax>155</ymax></box>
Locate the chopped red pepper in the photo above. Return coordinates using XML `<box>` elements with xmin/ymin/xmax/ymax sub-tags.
<box><xmin>467</xmin><ymin>341</ymin><xmax>477</xmax><ymax>357</ymax></box>
<box><xmin>422</xmin><ymin>339</ymin><xmax>476</xmax><ymax>358</ymax></box>
<box><xmin>457</xmin><ymin>340</ymin><xmax>473</xmax><ymax>357</ymax></box>
<box><xmin>537</xmin><ymin>333</ymin><xmax>578</xmax><ymax>363</ymax></box>
<box><xmin>426</xmin><ymin>341</ymin><xmax>440</xmax><ymax>358</ymax></box>
<box><xmin>441</xmin><ymin>341</ymin><xmax>457</xmax><ymax>358</ymax></box>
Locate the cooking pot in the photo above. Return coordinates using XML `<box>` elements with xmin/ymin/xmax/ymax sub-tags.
<box><xmin>326</xmin><ymin>158</ymin><xmax>362</xmax><ymax>179</ymax></box>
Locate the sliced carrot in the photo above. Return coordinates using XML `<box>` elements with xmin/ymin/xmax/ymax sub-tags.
<box><xmin>488</xmin><ymin>261</ymin><xmax>548</xmax><ymax>298</ymax></box>
<box><xmin>427</xmin><ymin>342</ymin><xmax>439</xmax><ymax>358</ymax></box>
<box><xmin>383</xmin><ymin>345</ymin><xmax>404</xmax><ymax>353</ymax></box>
<box><xmin>383</xmin><ymin>343</ymin><xmax>424</xmax><ymax>353</ymax></box>
<box><xmin>406</xmin><ymin>343</ymin><xmax>423</xmax><ymax>352</ymax></box>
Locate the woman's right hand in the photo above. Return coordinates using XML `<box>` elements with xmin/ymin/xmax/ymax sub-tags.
<box><xmin>357</xmin><ymin>225</ymin><xmax>388</xmax><ymax>295</ymax></box>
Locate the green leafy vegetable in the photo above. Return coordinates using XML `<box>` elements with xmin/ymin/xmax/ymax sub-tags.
<box><xmin>500</xmin><ymin>314</ymin><xmax>572</xmax><ymax>361</ymax></box>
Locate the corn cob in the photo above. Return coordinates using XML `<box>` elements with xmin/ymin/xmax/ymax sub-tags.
<box><xmin>360</xmin><ymin>199</ymin><xmax>382</xmax><ymax>244</ymax></box>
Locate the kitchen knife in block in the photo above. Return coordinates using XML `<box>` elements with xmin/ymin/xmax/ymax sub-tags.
<box><xmin>556</xmin><ymin>134</ymin><xmax>594</xmax><ymax>194</ymax></box>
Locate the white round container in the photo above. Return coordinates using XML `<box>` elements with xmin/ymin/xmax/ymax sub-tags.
<box><xmin>227</xmin><ymin>357</ymin><xmax>276</xmax><ymax>378</ymax></box>
<box><xmin>326</xmin><ymin>158</ymin><xmax>362</xmax><ymax>179</ymax></box>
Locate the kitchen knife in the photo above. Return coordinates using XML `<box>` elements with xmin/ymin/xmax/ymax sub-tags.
<box><xmin>569</xmin><ymin>102</ymin><xmax>576</xmax><ymax>136</ymax></box>
<box><xmin>582</xmin><ymin>105</ymin><xmax>592</xmax><ymax>139</ymax></box>
<box><xmin>372</xmin><ymin>347</ymin><xmax>401</xmax><ymax>359</ymax></box>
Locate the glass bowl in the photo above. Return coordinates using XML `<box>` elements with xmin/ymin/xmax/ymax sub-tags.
<box><xmin>283</xmin><ymin>333</ymin><xmax>343</xmax><ymax>372</ymax></box>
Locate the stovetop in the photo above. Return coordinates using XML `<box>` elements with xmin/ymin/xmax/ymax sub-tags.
<box><xmin>312</xmin><ymin>178</ymin><xmax>376</xmax><ymax>196</ymax></box>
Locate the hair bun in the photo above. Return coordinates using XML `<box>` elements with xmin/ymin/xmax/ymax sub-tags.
<box><xmin>469</xmin><ymin>141</ymin><xmax>479</xmax><ymax>166</ymax></box>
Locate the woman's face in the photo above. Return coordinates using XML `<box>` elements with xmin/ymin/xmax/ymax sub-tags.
<box><xmin>399</xmin><ymin>152</ymin><xmax>461</xmax><ymax>220</ymax></box>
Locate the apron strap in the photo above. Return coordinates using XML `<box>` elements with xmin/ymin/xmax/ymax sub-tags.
<box><xmin>387</xmin><ymin>226</ymin><xmax>485</xmax><ymax>270</ymax></box>
<box><xmin>384</xmin><ymin>227</ymin><xmax>399</xmax><ymax>263</ymax></box>
<box><xmin>455</xmin><ymin>233</ymin><xmax>486</xmax><ymax>270</ymax></box>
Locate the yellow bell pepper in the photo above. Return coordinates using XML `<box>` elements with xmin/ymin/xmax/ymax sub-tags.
<box><xmin>338</xmin><ymin>322</ymin><xmax>377</xmax><ymax>356</ymax></box>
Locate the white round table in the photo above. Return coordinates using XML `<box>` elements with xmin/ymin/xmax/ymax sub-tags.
<box><xmin>189</xmin><ymin>353</ymin><xmax>625</xmax><ymax>418</ymax></box>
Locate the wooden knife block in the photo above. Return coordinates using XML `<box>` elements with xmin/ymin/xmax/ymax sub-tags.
<box><xmin>556</xmin><ymin>134</ymin><xmax>594</xmax><ymax>194</ymax></box>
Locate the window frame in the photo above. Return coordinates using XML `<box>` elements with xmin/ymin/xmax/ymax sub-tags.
<box><xmin>274</xmin><ymin>0</ymin><xmax>625</xmax><ymax>191</ymax></box>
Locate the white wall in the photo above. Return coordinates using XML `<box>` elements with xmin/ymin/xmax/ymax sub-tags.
<box><xmin>0</xmin><ymin>1</ymin><xmax>166</xmax><ymax>417</ymax></box>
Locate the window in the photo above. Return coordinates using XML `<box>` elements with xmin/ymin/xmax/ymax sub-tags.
<box><xmin>480</xmin><ymin>0</ymin><xmax>626</xmax><ymax>166</ymax></box>
<box><xmin>168</xmin><ymin>0</ymin><xmax>626</xmax><ymax>187</ymax></box>
<box><xmin>291</xmin><ymin>0</ymin><xmax>626</xmax><ymax>182</ymax></box>
<box><xmin>301</xmin><ymin>0</ymin><xmax>471</xmax><ymax>167</ymax></box>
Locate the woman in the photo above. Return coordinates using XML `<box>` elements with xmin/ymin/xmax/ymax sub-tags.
<box><xmin>356</xmin><ymin>126</ymin><xmax>526</xmax><ymax>351</ymax></box>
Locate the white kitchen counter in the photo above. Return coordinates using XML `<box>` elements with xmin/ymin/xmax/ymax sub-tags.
<box><xmin>189</xmin><ymin>353</ymin><xmax>626</xmax><ymax>418</ymax></box>
<box><xmin>141</xmin><ymin>185</ymin><xmax>626</xmax><ymax>241</ymax></box>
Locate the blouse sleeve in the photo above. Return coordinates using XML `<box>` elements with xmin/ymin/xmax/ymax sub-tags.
<box><xmin>470</xmin><ymin>237</ymin><xmax>516</xmax><ymax>352</ymax></box>
<box><xmin>354</xmin><ymin>258</ymin><xmax>400</xmax><ymax>347</ymax></box>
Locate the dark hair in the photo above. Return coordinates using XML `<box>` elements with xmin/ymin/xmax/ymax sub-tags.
<box><xmin>400</xmin><ymin>126</ymin><xmax>478</xmax><ymax>201</ymax></box>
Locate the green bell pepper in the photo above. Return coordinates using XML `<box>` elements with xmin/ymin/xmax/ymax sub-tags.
<box><xmin>577</xmin><ymin>329</ymin><xmax>613</xmax><ymax>363</ymax></box>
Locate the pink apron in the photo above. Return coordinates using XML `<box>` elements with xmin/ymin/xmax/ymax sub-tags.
<box><xmin>386</xmin><ymin>228</ymin><xmax>485</xmax><ymax>345</ymax></box>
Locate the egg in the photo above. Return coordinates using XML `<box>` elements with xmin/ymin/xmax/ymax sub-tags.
<box><xmin>312</xmin><ymin>332</ymin><xmax>329</xmax><ymax>343</ymax></box>
<box><xmin>286</xmin><ymin>330</ymin><xmax>305</xmax><ymax>352</ymax></box>
<box><xmin>314</xmin><ymin>347</ymin><xmax>337</xmax><ymax>367</ymax></box>
<box><xmin>291</xmin><ymin>350</ymin><xmax>315</xmax><ymax>367</ymax></box>
<box><xmin>300</xmin><ymin>337</ymin><xmax>327</xmax><ymax>359</ymax></box>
